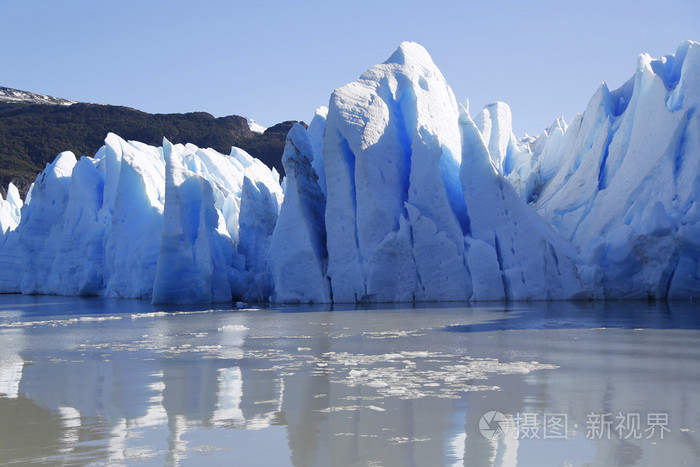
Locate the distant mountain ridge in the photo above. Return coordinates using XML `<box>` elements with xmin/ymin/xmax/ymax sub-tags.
<box><xmin>0</xmin><ymin>86</ymin><xmax>76</xmax><ymax>106</ymax></box>
<box><xmin>0</xmin><ymin>87</ymin><xmax>299</xmax><ymax>198</ymax></box>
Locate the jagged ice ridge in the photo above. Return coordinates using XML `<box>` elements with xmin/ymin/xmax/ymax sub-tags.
<box><xmin>0</xmin><ymin>40</ymin><xmax>698</xmax><ymax>303</ymax></box>
<box><xmin>485</xmin><ymin>40</ymin><xmax>700</xmax><ymax>300</ymax></box>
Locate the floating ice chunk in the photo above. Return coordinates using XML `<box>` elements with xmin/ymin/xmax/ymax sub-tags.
<box><xmin>218</xmin><ymin>325</ymin><xmax>249</xmax><ymax>332</ymax></box>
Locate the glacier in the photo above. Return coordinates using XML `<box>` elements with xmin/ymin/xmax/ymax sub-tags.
<box><xmin>274</xmin><ymin>41</ymin><xmax>583</xmax><ymax>302</ymax></box>
<box><xmin>0</xmin><ymin>182</ymin><xmax>22</xmax><ymax>236</ymax></box>
<box><xmin>499</xmin><ymin>40</ymin><xmax>700</xmax><ymax>300</ymax></box>
<box><xmin>0</xmin><ymin>40</ymin><xmax>697</xmax><ymax>303</ymax></box>
<box><xmin>0</xmin><ymin>133</ymin><xmax>282</xmax><ymax>303</ymax></box>
<box><xmin>459</xmin><ymin>104</ymin><xmax>583</xmax><ymax>301</ymax></box>
<box><xmin>269</xmin><ymin>123</ymin><xmax>331</xmax><ymax>303</ymax></box>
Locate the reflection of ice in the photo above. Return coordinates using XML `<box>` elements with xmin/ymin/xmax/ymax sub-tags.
<box><xmin>0</xmin><ymin>329</ymin><xmax>24</xmax><ymax>398</ymax></box>
<box><xmin>166</xmin><ymin>414</ymin><xmax>189</xmax><ymax>467</ymax></box>
<box><xmin>475</xmin><ymin>417</ymin><xmax>520</xmax><ymax>467</ymax></box>
<box><xmin>140</xmin><ymin>373</ymin><xmax>168</xmax><ymax>427</ymax></box>
<box><xmin>215</xmin><ymin>317</ymin><xmax>285</xmax><ymax>430</ymax></box>
<box><xmin>2</xmin><ymin>298</ymin><xmax>700</xmax><ymax>466</ymax></box>
<box><xmin>446</xmin><ymin>432</ymin><xmax>466</xmax><ymax>465</ymax></box>
<box><xmin>488</xmin><ymin>437</ymin><xmax>498</xmax><ymax>466</ymax></box>
<box><xmin>500</xmin><ymin>427</ymin><xmax>519</xmax><ymax>467</ymax></box>
<box><xmin>108</xmin><ymin>418</ymin><xmax>128</xmax><ymax>462</ymax></box>
<box><xmin>444</xmin><ymin>403</ymin><xmax>467</xmax><ymax>466</ymax></box>
<box><xmin>58</xmin><ymin>406</ymin><xmax>81</xmax><ymax>453</ymax></box>
<box><xmin>242</xmin><ymin>369</ymin><xmax>284</xmax><ymax>430</ymax></box>
<box><xmin>212</xmin><ymin>367</ymin><xmax>245</xmax><ymax>425</ymax></box>
<box><xmin>108</xmin><ymin>370</ymin><xmax>168</xmax><ymax>464</ymax></box>
<box><xmin>0</xmin><ymin>356</ymin><xmax>22</xmax><ymax>398</ymax></box>
<box><xmin>213</xmin><ymin>365</ymin><xmax>285</xmax><ymax>431</ymax></box>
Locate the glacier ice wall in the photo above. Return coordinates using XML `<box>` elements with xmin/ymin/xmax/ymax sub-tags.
<box><xmin>460</xmin><ymin>105</ymin><xmax>584</xmax><ymax>300</ymax></box>
<box><xmin>286</xmin><ymin>41</ymin><xmax>583</xmax><ymax>302</ymax></box>
<box><xmin>1</xmin><ymin>40</ymin><xmax>698</xmax><ymax>303</ymax></box>
<box><xmin>306</xmin><ymin>106</ymin><xmax>328</xmax><ymax>198</ymax></box>
<box><xmin>152</xmin><ymin>140</ymin><xmax>240</xmax><ymax>304</ymax></box>
<box><xmin>323</xmin><ymin>41</ymin><xmax>473</xmax><ymax>302</ymax></box>
<box><xmin>269</xmin><ymin>124</ymin><xmax>330</xmax><ymax>303</ymax></box>
<box><xmin>504</xmin><ymin>40</ymin><xmax>700</xmax><ymax>299</ymax></box>
<box><xmin>0</xmin><ymin>133</ymin><xmax>282</xmax><ymax>303</ymax></box>
<box><xmin>0</xmin><ymin>182</ymin><xmax>22</xmax><ymax>236</ymax></box>
<box><xmin>0</xmin><ymin>41</ymin><xmax>586</xmax><ymax>304</ymax></box>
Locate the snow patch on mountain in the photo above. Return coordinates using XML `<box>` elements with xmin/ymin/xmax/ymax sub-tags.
<box><xmin>0</xmin><ymin>86</ymin><xmax>76</xmax><ymax>106</ymax></box>
<box><xmin>246</xmin><ymin>118</ymin><xmax>267</xmax><ymax>134</ymax></box>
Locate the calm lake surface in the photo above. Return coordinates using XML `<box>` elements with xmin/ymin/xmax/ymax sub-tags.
<box><xmin>0</xmin><ymin>296</ymin><xmax>698</xmax><ymax>466</ymax></box>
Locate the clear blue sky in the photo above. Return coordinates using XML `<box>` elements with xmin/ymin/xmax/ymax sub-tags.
<box><xmin>1</xmin><ymin>0</ymin><xmax>698</xmax><ymax>137</ymax></box>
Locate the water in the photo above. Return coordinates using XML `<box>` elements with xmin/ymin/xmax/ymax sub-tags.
<box><xmin>0</xmin><ymin>295</ymin><xmax>698</xmax><ymax>466</ymax></box>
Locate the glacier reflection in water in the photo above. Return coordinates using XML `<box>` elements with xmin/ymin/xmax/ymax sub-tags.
<box><xmin>0</xmin><ymin>295</ymin><xmax>699</xmax><ymax>466</ymax></box>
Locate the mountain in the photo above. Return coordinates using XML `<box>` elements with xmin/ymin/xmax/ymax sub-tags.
<box><xmin>0</xmin><ymin>89</ymin><xmax>299</xmax><ymax>198</ymax></box>
<box><xmin>0</xmin><ymin>86</ymin><xmax>76</xmax><ymax>106</ymax></box>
